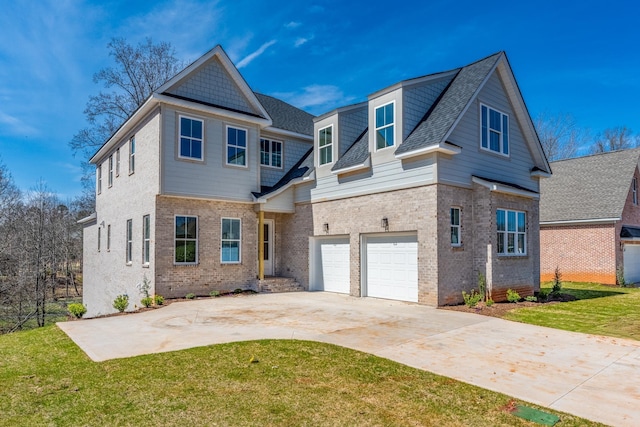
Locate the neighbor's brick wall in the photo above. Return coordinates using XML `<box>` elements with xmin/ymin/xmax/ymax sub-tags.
<box><xmin>540</xmin><ymin>224</ymin><xmax>616</xmax><ymax>284</ymax></box>
<box><xmin>617</xmin><ymin>166</ymin><xmax>640</xmax><ymax>272</ymax></box>
<box><xmin>311</xmin><ymin>185</ymin><xmax>439</xmax><ymax>306</ymax></box>
<box><xmin>155</xmin><ymin>195</ymin><xmax>258</xmax><ymax>298</ymax></box>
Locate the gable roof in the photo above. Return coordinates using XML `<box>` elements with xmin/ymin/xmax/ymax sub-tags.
<box><xmin>539</xmin><ymin>148</ymin><xmax>640</xmax><ymax>223</ymax></box>
<box><xmin>255</xmin><ymin>93</ymin><xmax>314</xmax><ymax>136</ymax></box>
<box><xmin>332</xmin><ymin>129</ymin><xmax>369</xmax><ymax>172</ymax></box>
<box><xmin>252</xmin><ymin>148</ymin><xmax>314</xmax><ymax>199</ymax></box>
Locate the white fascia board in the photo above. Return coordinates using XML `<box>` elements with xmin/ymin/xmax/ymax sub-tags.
<box><xmin>472</xmin><ymin>176</ymin><xmax>539</xmax><ymax>199</ymax></box>
<box><xmin>540</xmin><ymin>218</ymin><xmax>620</xmax><ymax>226</ymax></box>
<box><xmin>331</xmin><ymin>156</ymin><xmax>371</xmax><ymax>175</ymax></box>
<box><xmin>302</xmin><ymin>170</ymin><xmax>316</xmax><ymax>181</ymax></box>
<box><xmin>395</xmin><ymin>142</ymin><xmax>461</xmax><ymax>160</ymax></box>
<box><xmin>261</xmin><ymin>126</ymin><xmax>312</xmax><ymax>141</ymax></box>
<box><xmin>531</xmin><ymin>170</ymin><xmax>552</xmax><ymax>178</ymax></box>
<box><xmin>155</xmin><ymin>93</ymin><xmax>272</xmax><ymax>127</ymax></box>
<box><xmin>77</xmin><ymin>212</ymin><xmax>97</xmax><ymax>225</ymax></box>
<box><xmin>368</xmin><ymin>69</ymin><xmax>459</xmax><ymax>99</ymax></box>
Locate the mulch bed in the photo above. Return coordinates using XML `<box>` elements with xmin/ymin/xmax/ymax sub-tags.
<box><xmin>440</xmin><ymin>293</ymin><xmax>576</xmax><ymax>319</ymax></box>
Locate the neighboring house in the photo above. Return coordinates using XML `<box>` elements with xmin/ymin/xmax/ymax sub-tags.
<box><xmin>540</xmin><ymin>148</ymin><xmax>640</xmax><ymax>284</ymax></box>
<box><xmin>80</xmin><ymin>46</ymin><xmax>550</xmax><ymax>317</ymax></box>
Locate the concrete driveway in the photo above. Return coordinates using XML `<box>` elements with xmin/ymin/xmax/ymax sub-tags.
<box><xmin>58</xmin><ymin>292</ymin><xmax>640</xmax><ymax>427</ymax></box>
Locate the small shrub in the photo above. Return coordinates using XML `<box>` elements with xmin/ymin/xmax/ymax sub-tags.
<box><xmin>477</xmin><ymin>273</ymin><xmax>488</xmax><ymax>301</ymax></box>
<box><xmin>209</xmin><ymin>290</ymin><xmax>221</xmax><ymax>297</ymax></box>
<box><xmin>140</xmin><ymin>296</ymin><xmax>153</xmax><ymax>308</ymax></box>
<box><xmin>113</xmin><ymin>294</ymin><xmax>129</xmax><ymax>312</ymax></box>
<box><xmin>552</xmin><ymin>266</ymin><xmax>563</xmax><ymax>295</ymax></box>
<box><xmin>524</xmin><ymin>295</ymin><xmax>537</xmax><ymax>302</ymax></box>
<box><xmin>462</xmin><ymin>289</ymin><xmax>482</xmax><ymax>308</ymax></box>
<box><xmin>185</xmin><ymin>293</ymin><xmax>195</xmax><ymax>299</ymax></box>
<box><xmin>233</xmin><ymin>288</ymin><xmax>243</xmax><ymax>294</ymax></box>
<box><xmin>154</xmin><ymin>295</ymin><xmax>165</xmax><ymax>306</ymax></box>
<box><xmin>506</xmin><ymin>289</ymin><xmax>520</xmax><ymax>303</ymax></box>
<box><xmin>68</xmin><ymin>303</ymin><xmax>87</xmax><ymax>319</ymax></box>
<box><xmin>138</xmin><ymin>275</ymin><xmax>151</xmax><ymax>299</ymax></box>
<box><xmin>485</xmin><ymin>298</ymin><xmax>494</xmax><ymax>307</ymax></box>
<box><xmin>538</xmin><ymin>288</ymin><xmax>550</xmax><ymax>301</ymax></box>
<box><xmin>616</xmin><ymin>266</ymin><xmax>632</xmax><ymax>287</ymax></box>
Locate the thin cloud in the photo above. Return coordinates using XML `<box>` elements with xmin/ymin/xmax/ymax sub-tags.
<box><xmin>237</xmin><ymin>40</ymin><xmax>277</xmax><ymax>69</ymax></box>
<box><xmin>273</xmin><ymin>85</ymin><xmax>355</xmax><ymax>114</ymax></box>
<box><xmin>285</xmin><ymin>21</ymin><xmax>301</xmax><ymax>29</ymax></box>
<box><xmin>0</xmin><ymin>111</ymin><xmax>39</xmax><ymax>136</ymax></box>
<box><xmin>294</xmin><ymin>37</ymin><xmax>310</xmax><ymax>47</ymax></box>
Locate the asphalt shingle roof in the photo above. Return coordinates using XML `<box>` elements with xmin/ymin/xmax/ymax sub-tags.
<box><xmin>395</xmin><ymin>52</ymin><xmax>502</xmax><ymax>156</ymax></box>
<box><xmin>539</xmin><ymin>148</ymin><xmax>640</xmax><ymax>222</ymax></box>
<box><xmin>253</xmin><ymin>148</ymin><xmax>313</xmax><ymax>198</ymax></box>
<box><xmin>255</xmin><ymin>93</ymin><xmax>314</xmax><ymax>136</ymax></box>
<box><xmin>332</xmin><ymin>129</ymin><xmax>369</xmax><ymax>171</ymax></box>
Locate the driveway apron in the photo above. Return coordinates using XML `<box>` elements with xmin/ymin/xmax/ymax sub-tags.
<box><xmin>58</xmin><ymin>292</ymin><xmax>640</xmax><ymax>427</ymax></box>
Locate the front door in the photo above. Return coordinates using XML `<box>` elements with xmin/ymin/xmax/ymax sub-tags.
<box><xmin>263</xmin><ymin>219</ymin><xmax>274</xmax><ymax>276</ymax></box>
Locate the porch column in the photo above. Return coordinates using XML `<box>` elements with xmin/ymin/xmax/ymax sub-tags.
<box><xmin>258</xmin><ymin>210</ymin><xmax>264</xmax><ymax>280</ymax></box>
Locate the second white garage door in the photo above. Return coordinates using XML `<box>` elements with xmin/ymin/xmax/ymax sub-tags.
<box><xmin>365</xmin><ymin>235</ymin><xmax>418</xmax><ymax>302</ymax></box>
<box><xmin>623</xmin><ymin>243</ymin><xmax>640</xmax><ymax>284</ymax></box>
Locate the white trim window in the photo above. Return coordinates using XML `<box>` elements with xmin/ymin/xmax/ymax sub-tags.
<box><xmin>129</xmin><ymin>136</ymin><xmax>135</xmax><ymax>174</ymax></box>
<box><xmin>375</xmin><ymin>102</ymin><xmax>395</xmax><ymax>150</ymax></box>
<box><xmin>496</xmin><ymin>209</ymin><xmax>526</xmax><ymax>255</ymax></box>
<box><xmin>97</xmin><ymin>164</ymin><xmax>102</xmax><ymax>194</ymax></box>
<box><xmin>179</xmin><ymin>116</ymin><xmax>204</xmax><ymax>160</ymax></box>
<box><xmin>107</xmin><ymin>224</ymin><xmax>111</xmax><ymax>251</ymax></box>
<box><xmin>318</xmin><ymin>125</ymin><xmax>333</xmax><ymax>165</ymax></box>
<box><xmin>126</xmin><ymin>219</ymin><xmax>133</xmax><ymax>264</ymax></box>
<box><xmin>142</xmin><ymin>215</ymin><xmax>150</xmax><ymax>265</ymax></box>
<box><xmin>116</xmin><ymin>148</ymin><xmax>120</xmax><ymax>177</ymax></box>
<box><xmin>633</xmin><ymin>177</ymin><xmax>638</xmax><ymax>205</ymax></box>
<box><xmin>481</xmin><ymin>104</ymin><xmax>509</xmax><ymax>155</ymax></box>
<box><xmin>175</xmin><ymin>216</ymin><xmax>197</xmax><ymax>264</ymax></box>
<box><xmin>221</xmin><ymin>218</ymin><xmax>241</xmax><ymax>263</ymax></box>
<box><xmin>226</xmin><ymin>126</ymin><xmax>247</xmax><ymax>166</ymax></box>
<box><xmin>98</xmin><ymin>227</ymin><xmax>101</xmax><ymax>252</ymax></box>
<box><xmin>451</xmin><ymin>207</ymin><xmax>461</xmax><ymax>246</ymax></box>
<box><xmin>260</xmin><ymin>138</ymin><xmax>283</xmax><ymax>168</ymax></box>
<box><xmin>108</xmin><ymin>155</ymin><xmax>113</xmax><ymax>187</ymax></box>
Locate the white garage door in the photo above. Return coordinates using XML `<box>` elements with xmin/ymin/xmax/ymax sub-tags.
<box><xmin>365</xmin><ymin>235</ymin><xmax>418</xmax><ymax>302</ymax></box>
<box><xmin>312</xmin><ymin>238</ymin><xmax>350</xmax><ymax>293</ymax></box>
<box><xmin>623</xmin><ymin>244</ymin><xmax>640</xmax><ymax>284</ymax></box>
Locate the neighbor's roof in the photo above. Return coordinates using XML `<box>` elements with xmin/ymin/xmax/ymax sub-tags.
<box><xmin>539</xmin><ymin>148</ymin><xmax>640</xmax><ymax>223</ymax></box>
<box><xmin>255</xmin><ymin>93</ymin><xmax>314</xmax><ymax>136</ymax></box>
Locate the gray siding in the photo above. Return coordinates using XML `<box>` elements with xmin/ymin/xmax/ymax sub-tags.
<box><xmin>402</xmin><ymin>77</ymin><xmax>453</xmax><ymax>140</ymax></box>
<box><xmin>260</xmin><ymin>137</ymin><xmax>312</xmax><ymax>187</ymax></box>
<box><xmin>440</xmin><ymin>72</ymin><xmax>538</xmax><ymax>191</ymax></box>
<box><xmin>311</xmin><ymin>158</ymin><xmax>435</xmax><ymax>202</ymax></box>
<box><xmin>167</xmin><ymin>57</ymin><xmax>257</xmax><ymax>115</ymax></box>
<box><xmin>161</xmin><ymin>107</ymin><xmax>260</xmax><ymax>202</ymax></box>
<box><xmin>338</xmin><ymin>106</ymin><xmax>368</xmax><ymax>157</ymax></box>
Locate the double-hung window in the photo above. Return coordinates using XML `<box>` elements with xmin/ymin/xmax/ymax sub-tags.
<box><xmin>142</xmin><ymin>215</ymin><xmax>150</xmax><ymax>265</ymax></box>
<box><xmin>375</xmin><ymin>102</ymin><xmax>394</xmax><ymax>149</ymax></box>
<box><xmin>129</xmin><ymin>136</ymin><xmax>135</xmax><ymax>174</ymax></box>
<box><xmin>116</xmin><ymin>148</ymin><xmax>120</xmax><ymax>177</ymax></box>
<box><xmin>97</xmin><ymin>165</ymin><xmax>102</xmax><ymax>194</ymax></box>
<box><xmin>107</xmin><ymin>224</ymin><xmax>111</xmax><ymax>251</ymax></box>
<box><xmin>175</xmin><ymin>216</ymin><xmax>197</xmax><ymax>264</ymax></box>
<box><xmin>108</xmin><ymin>155</ymin><xmax>113</xmax><ymax>187</ymax></box>
<box><xmin>496</xmin><ymin>209</ymin><xmax>526</xmax><ymax>255</ymax></box>
<box><xmin>633</xmin><ymin>177</ymin><xmax>638</xmax><ymax>205</ymax></box>
<box><xmin>126</xmin><ymin>219</ymin><xmax>133</xmax><ymax>263</ymax></box>
<box><xmin>179</xmin><ymin>117</ymin><xmax>204</xmax><ymax>160</ymax></box>
<box><xmin>481</xmin><ymin>104</ymin><xmax>509</xmax><ymax>155</ymax></box>
<box><xmin>226</xmin><ymin>126</ymin><xmax>247</xmax><ymax>166</ymax></box>
<box><xmin>221</xmin><ymin>218</ymin><xmax>241</xmax><ymax>263</ymax></box>
<box><xmin>451</xmin><ymin>207</ymin><xmax>461</xmax><ymax>246</ymax></box>
<box><xmin>318</xmin><ymin>125</ymin><xmax>333</xmax><ymax>165</ymax></box>
<box><xmin>260</xmin><ymin>138</ymin><xmax>283</xmax><ymax>168</ymax></box>
<box><xmin>98</xmin><ymin>227</ymin><xmax>101</xmax><ymax>252</ymax></box>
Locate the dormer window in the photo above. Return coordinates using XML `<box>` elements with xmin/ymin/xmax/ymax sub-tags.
<box><xmin>481</xmin><ymin>104</ymin><xmax>509</xmax><ymax>156</ymax></box>
<box><xmin>319</xmin><ymin>125</ymin><xmax>333</xmax><ymax>165</ymax></box>
<box><xmin>375</xmin><ymin>102</ymin><xmax>394</xmax><ymax>150</ymax></box>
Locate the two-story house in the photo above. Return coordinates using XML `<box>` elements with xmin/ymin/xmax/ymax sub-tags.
<box><xmin>80</xmin><ymin>46</ymin><xmax>550</xmax><ymax>317</ymax></box>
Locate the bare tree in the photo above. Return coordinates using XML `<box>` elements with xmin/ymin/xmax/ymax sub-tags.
<box><xmin>591</xmin><ymin>126</ymin><xmax>640</xmax><ymax>153</ymax></box>
<box><xmin>535</xmin><ymin>112</ymin><xmax>587</xmax><ymax>161</ymax></box>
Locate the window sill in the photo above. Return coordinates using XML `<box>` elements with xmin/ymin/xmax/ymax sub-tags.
<box><xmin>142</xmin><ymin>264</ymin><xmax>150</xmax><ymax>268</ymax></box>
<box><xmin>126</xmin><ymin>262</ymin><xmax>132</xmax><ymax>267</ymax></box>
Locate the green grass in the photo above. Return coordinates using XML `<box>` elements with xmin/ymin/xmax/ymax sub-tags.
<box><xmin>505</xmin><ymin>282</ymin><xmax>640</xmax><ymax>340</ymax></box>
<box><xmin>0</xmin><ymin>326</ymin><xmax>602</xmax><ymax>426</ymax></box>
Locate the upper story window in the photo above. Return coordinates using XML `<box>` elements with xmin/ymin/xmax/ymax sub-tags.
<box><xmin>107</xmin><ymin>224</ymin><xmax>111</xmax><ymax>251</ymax></box>
<box><xmin>318</xmin><ymin>125</ymin><xmax>333</xmax><ymax>165</ymax></box>
<box><xmin>481</xmin><ymin>104</ymin><xmax>509</xmax><ymax>156</ymax></box>
<box><xmin>451</xmin><ymin>207</ymin><xmax>461</xmax><ymax>246</ymax></box>
<box><xmin>496</xmin><ymin>209</ymin><xmax>526</xmax><ymax>255</ymax></box>
<box><xmin>129</xmin><ymin>136</ymin><xmax>136</xmax><ymax>174</ymax></box>
<box><xmin>142</xmin><ymin>215</ymin><xmax>150</xmax><ymax>265</ymax></box>
<box><xmin>260</xmin><ymin>138</ymin><xmax>282</xmax><ymax>168</ymax></box>
<box><xmin>221</xmin><ymin>218</ymin><xmax>241</xmax><ymax>263</ymax></box>
<box><xmin>175</xmin><ymin>215</ymin><xmax>198</xmax><ymax>264</ymax></box>
<box><xmin>179</xmin><ymin>116</ymin><xmax>204</xmax><ymax>160</ymax></box>
<box><xmin>126</xmin><ymin>219</ymin><xmax>133</xmax><ymax>264</ymax></box>
<box><xmin>633</xmin><ymin>177</ymin><xmax>638</xmax><ymax>205</ymax></box>
<box><xmin>116</xmin><ymin>148</ymin><xmax>120</xmax><ymax>177</ymax></box>
<box><xmin>375</xmin><ymin>102</ymin><xmax>395</xmax><ymax>150</ymax></box>
<box><xmin>97</xmin><ymin>164</ymin><xmax>102</xmax><ymax>194</ymax></box>
<box><xmin>226</xmin><ymin>126</ymin><xmax>247</xmax><ymax>167</ymax></box>
<box><xmin>108</xmin><ymin>155</ymin><xmax>113</xmax><ymax>188</ymax></box>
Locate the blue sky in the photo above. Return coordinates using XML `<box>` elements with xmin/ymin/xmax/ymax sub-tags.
<box><xmin>1</xmin><ymin>0</ymin><xmax>639</xmax><ymax>199</ymax></box>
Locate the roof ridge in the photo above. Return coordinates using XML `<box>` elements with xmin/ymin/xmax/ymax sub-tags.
<box><xmin>550</xmin><ymin>147</ymin><xmax>640</xmax><ymax>164</ymax></box>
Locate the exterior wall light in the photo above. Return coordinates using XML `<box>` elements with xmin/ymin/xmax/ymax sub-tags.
<box><xmin>323</xmin><ymin>223</ymin><xmax>329</xmax><ymax>234</ymax></box>
<box><xmin>381</xmin><ymin>217</ymin><xmax>389</xmax><ymax>231</ymax></box>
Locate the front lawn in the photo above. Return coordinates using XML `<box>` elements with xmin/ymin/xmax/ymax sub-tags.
<box><xmin>0</xmin><ymin>326</ymin><xmax>600</xmax><ymax>426</ymax></box>
<box><xmin>505</xmin><ymin>282</ymin><xmax>640</xmax><ymax>340</ymax></box>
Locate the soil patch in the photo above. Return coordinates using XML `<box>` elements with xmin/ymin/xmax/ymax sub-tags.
<box><xmin>441</xmin><ymin>293</ymin><xmax>576</xmax><ymax>319</ymax></box>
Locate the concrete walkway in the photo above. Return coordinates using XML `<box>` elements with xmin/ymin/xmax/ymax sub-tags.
<box><xmin>58</xmin><ymin>292</ymin><xmax>640</xmax><ymax>426</ymax></box>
